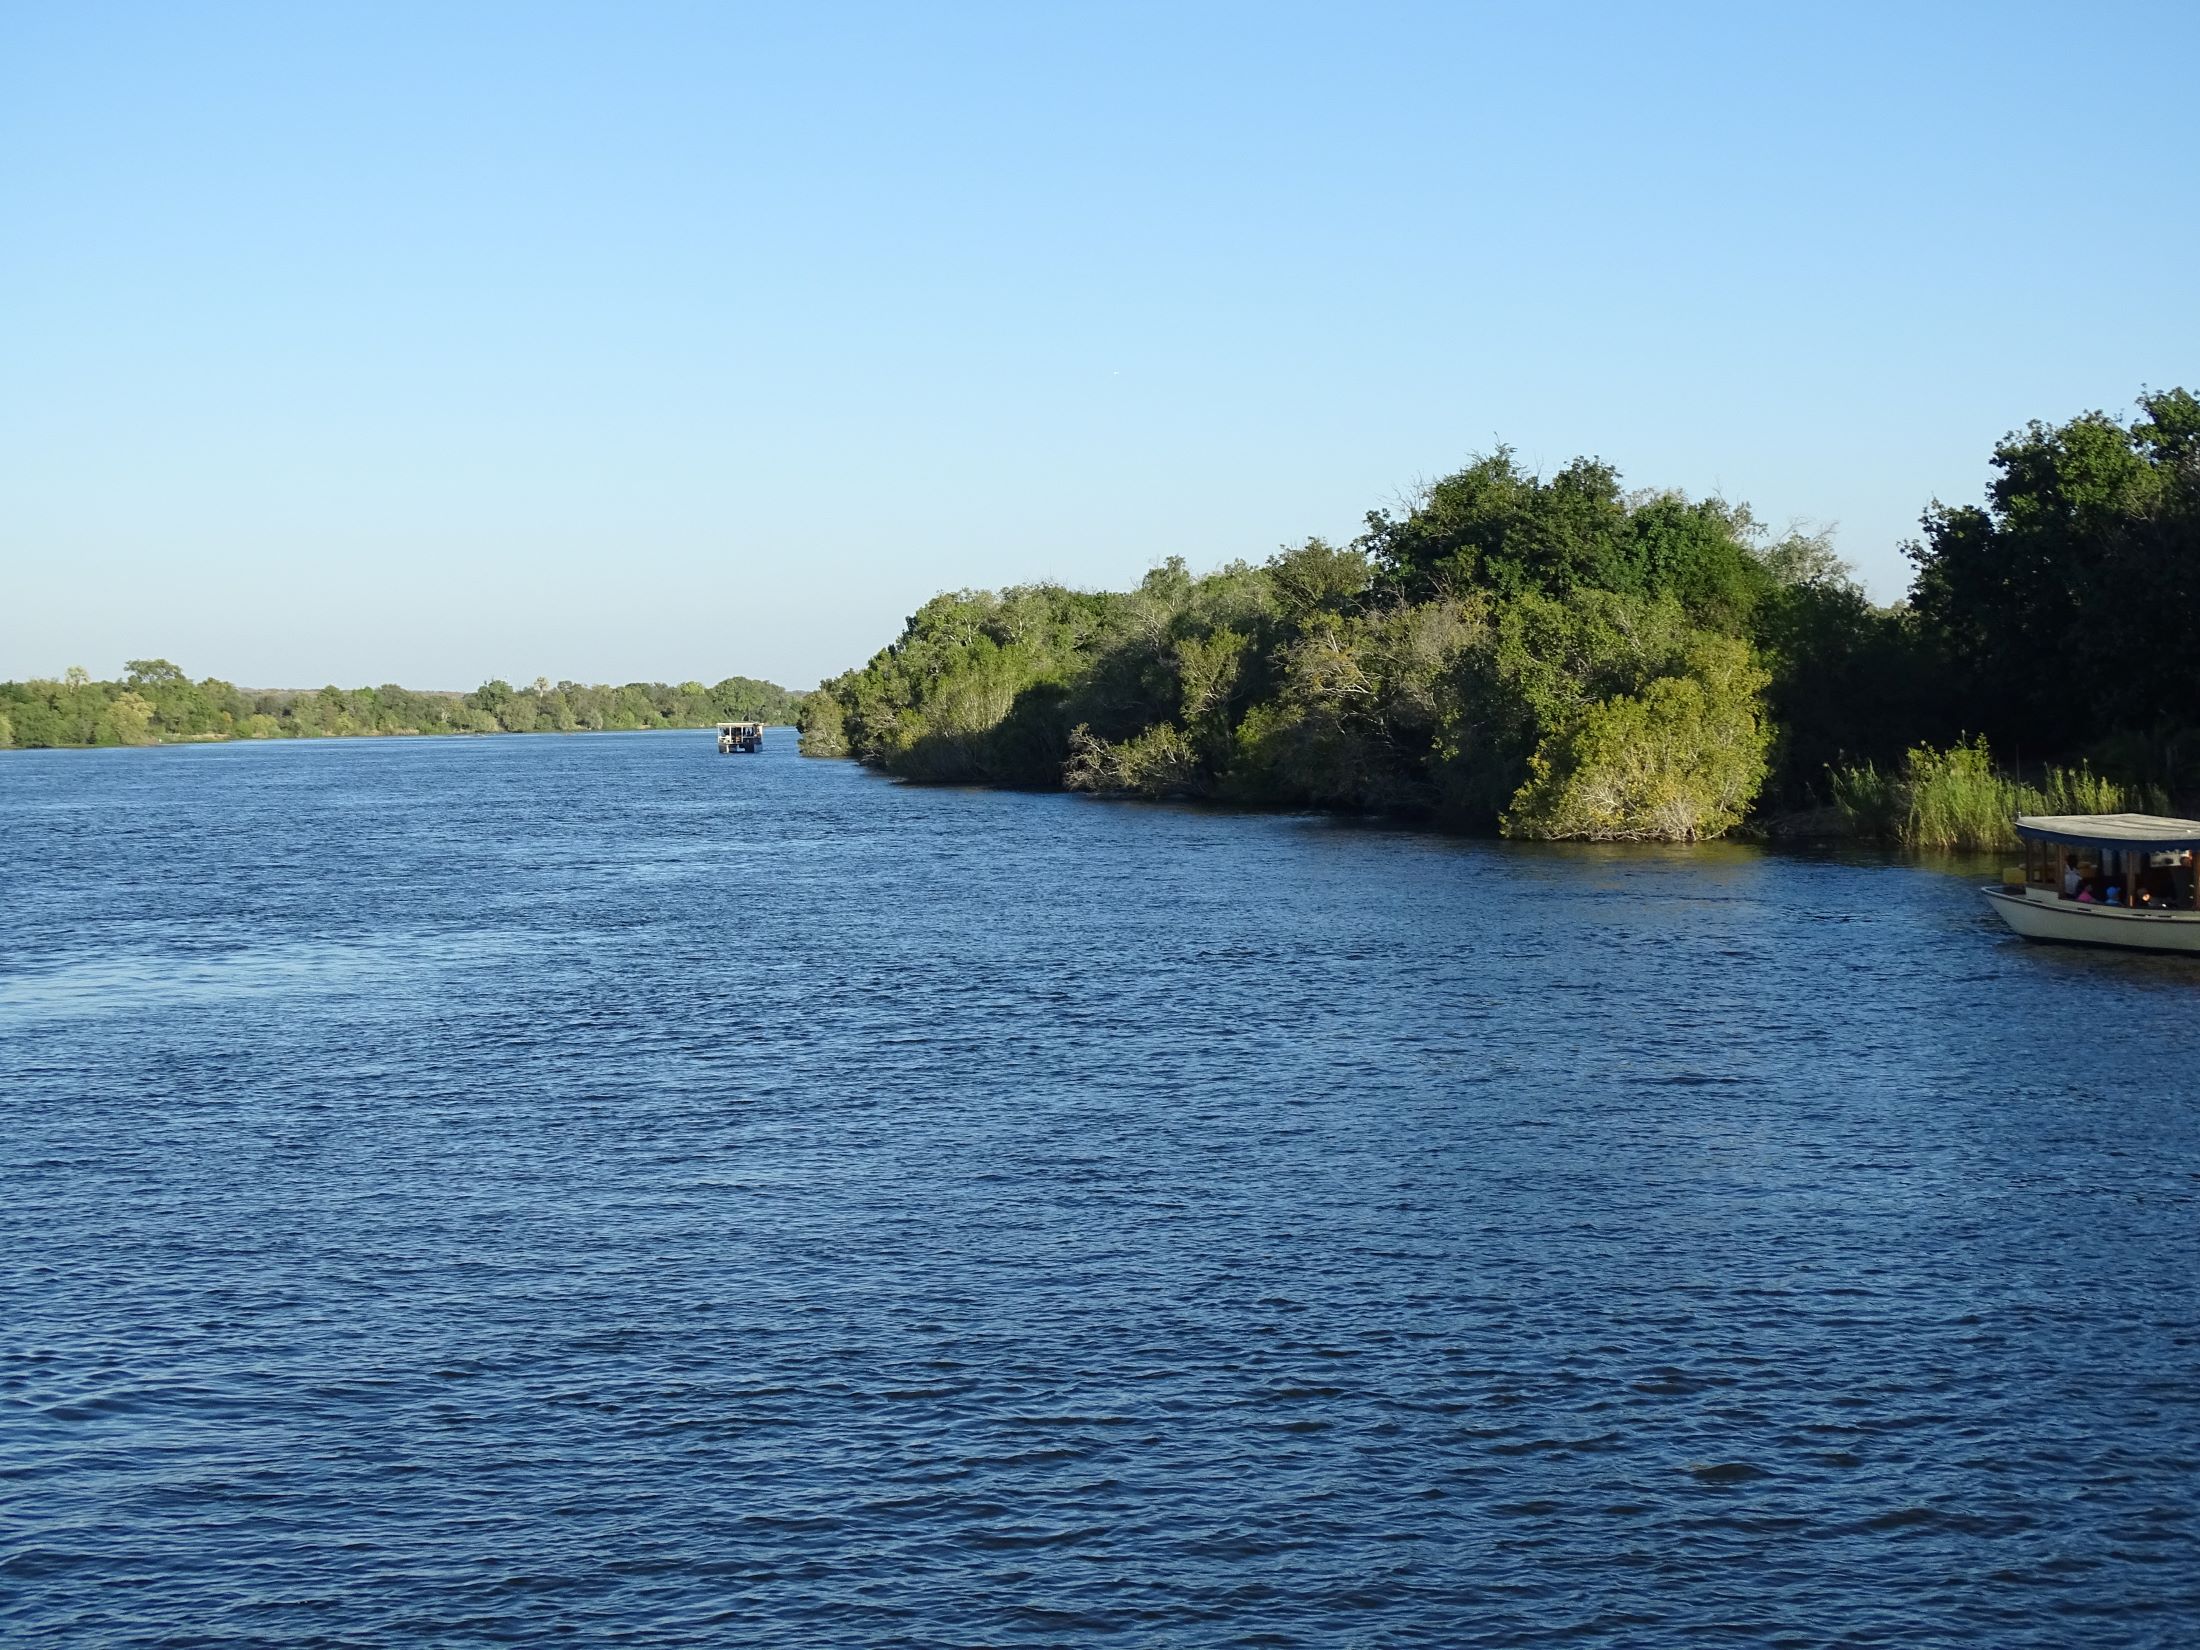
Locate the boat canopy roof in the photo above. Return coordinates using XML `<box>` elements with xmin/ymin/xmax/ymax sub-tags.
<box><xmin>2015</xmin><ymin>812</ymin><xmax>2200</xmax><ymax>850</ymax></box>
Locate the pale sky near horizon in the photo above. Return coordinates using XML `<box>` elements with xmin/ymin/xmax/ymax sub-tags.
<box><xmin>4</xmin><ymin>2</ymin><xmax>2195</xmax><ymax>691</ymax></box>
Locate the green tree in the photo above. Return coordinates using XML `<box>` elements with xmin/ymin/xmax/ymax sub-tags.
<box><xmin>1905</xmin><ymin>388</ymin><xmax>2199</xmax><ymax>757</ymax></box>
<box><xmin>1504</xmin><ymin>637</ymin><xmax>1770</xmax><ymax>840</ymax></box>
<box><xmin>804</xmin><ymin>446</ymin><xmax>1789</xmax><ymax>839</ymax></box>
<box><xmin>105</xmin><ymin>690</ymin><xmax>157</xmax><ymax>745</ymax></box>
<box><xmin>1749</xmin><ymin>530</ymin><xmax>1943</xmax><ymax>805</ymax></box>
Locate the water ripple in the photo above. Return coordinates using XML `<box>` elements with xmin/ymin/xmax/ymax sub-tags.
<box><xmin>3</xmin><ymin>733</ymin><xmax>2198</xmax><ymax>1645</ymax></box>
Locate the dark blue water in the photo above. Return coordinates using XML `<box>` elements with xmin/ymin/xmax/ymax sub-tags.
<box><xmin>4</xmin><ymin>731</ymin><xmax>2197</xmax><ymax>1646</ymax></box>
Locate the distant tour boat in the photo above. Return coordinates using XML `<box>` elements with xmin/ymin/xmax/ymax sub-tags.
<box><xmin>1984</xmin><ymin>813</ymin><xmax>2200</xmax><ymax>953</ymax></box>
<box><xmin>717</xmin><ymin>721</ymin><xmax>763</xmax><ymax>754</ymax></box>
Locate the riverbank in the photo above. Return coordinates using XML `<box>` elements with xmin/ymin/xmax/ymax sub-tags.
<box><xmin>813</xmin><ymin>744</ymin><xmax>2173</xmax><ymax>856</ymax></box>
<box><xmin>0</xmin><ymin>723</ymin><xmax>795</xmax><ymax>753</ymax></box>
<box><xmin>798</xmin><ymin>394</ymin><xmax>2197</xmax><ymax>845</ymax></box>
<box><xmin>0</xmin><ymin>662</ymin><xmax>803</xmax><ymax>750</ymax></box>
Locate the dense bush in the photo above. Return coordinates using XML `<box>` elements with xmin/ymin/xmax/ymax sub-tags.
<box><xmin>804</xmin><ymin>462</ymin><xmax>1806</xmax><ymax>839</ymax></box>
<box><xmin>805</xmin><ymin>388</ymin><xmax>2198</xmax><ymax>838</ymax></box>
<box><xmin>1506</xmin><ymin>638</ymin><xmax>1770</xmax><ymax>841</ymax></box>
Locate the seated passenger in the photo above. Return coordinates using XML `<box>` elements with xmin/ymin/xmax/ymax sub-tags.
<box><xmin>2105</xmin><ymin>884</ymin><xmax>2122</xmax><ymax>906</ymax></box>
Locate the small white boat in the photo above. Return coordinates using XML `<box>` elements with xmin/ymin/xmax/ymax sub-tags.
<box><xmin>1984</xmin><ymin>813</ymin><xmax>2200</xmax><ymax>953</ymax></box>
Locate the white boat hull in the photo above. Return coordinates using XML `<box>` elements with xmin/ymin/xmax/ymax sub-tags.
<box><xmin>1983</xmin><ymin>888</ymin><xmax>2200</xmax><ymax>954</ymax></box>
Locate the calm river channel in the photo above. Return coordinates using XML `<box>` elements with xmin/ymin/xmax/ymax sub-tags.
<box><xmin>3</xmin><ymin>730</ymin><xmax>2197</xmax><ymax>1646</ymax></box>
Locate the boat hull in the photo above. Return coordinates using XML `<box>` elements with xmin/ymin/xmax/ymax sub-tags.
<box><xmin>1982</xmin><ymin>888</ymin><xmax>2200</xmax><ymax>954</ymax></box>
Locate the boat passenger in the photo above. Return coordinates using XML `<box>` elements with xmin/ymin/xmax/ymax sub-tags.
<box><xmin>2077</xmin><ymin>885</ymin><xmax>2096</xmax><ymax>904</ymax></box>
<box><xmin>2063</xmin><ymin>854</ymin><xmax>2082</xmax><ymax>897</ymax></box>
<box><xmin>2105</xmin><ymin>884</ymin><xmax>2122</xmax><ymax>906</ymax></box>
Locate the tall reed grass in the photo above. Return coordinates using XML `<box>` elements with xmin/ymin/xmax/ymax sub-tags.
<box><xmin>1829</xmin><ymin>738</ymin><xmax>2169</xmax><ymax>850</ymax></box>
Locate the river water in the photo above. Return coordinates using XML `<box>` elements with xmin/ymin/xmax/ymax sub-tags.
<box><xmin>3</xmin><ymin>730</ymin><xmax>2196</xmax><ymax>1646</ymax></box>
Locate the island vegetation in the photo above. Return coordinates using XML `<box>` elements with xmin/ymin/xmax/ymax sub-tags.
<box><xmin>0</xmin><ymin>667</ymin><xmax>801</xmax><ymax>750</ymax></box>
<box><xmin>800</xmin><ymin>387</ymin><xmax>2199</xmax><ymax>846</ymax></box>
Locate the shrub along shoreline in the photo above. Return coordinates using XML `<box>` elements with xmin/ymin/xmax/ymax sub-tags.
<box><xmin>800</xmin><ymin>389</ymin><xmax>2200</xmax><ymax>846</ymax></box>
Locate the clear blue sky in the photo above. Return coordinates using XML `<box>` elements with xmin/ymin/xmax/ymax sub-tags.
<box><xmin>4</xmin><ymin>1</ymin><xmax>2194</xmax><ymax>690</ymax></box>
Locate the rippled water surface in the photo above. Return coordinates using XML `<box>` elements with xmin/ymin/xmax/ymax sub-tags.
<box><xmin>4</xmin><ymin>731</ymin><xmax>2198</xmax><ymax>1646</ymax></box>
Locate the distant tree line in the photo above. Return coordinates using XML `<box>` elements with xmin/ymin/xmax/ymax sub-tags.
<box><xmin>0</xmin><ymin>664</ymin><xmax>802</xmax><ymax>750</ymax></box>
<box><xmin>800</xmin><ymin>387</ymin><xmax>2200</xmax><ymax>842</ymax></box>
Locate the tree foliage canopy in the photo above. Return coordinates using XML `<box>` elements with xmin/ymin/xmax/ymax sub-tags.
<box><xmin>804</xmin><ymin>455</ymin><xmax>1799</xmax><ymax>839</ymax></box>
<box><xmin>805</xmin><ymin>389</ymin><xmax>2200</xmax><ymax>835</ymax></box>
<box><xmin>1905</xmin><ymin>389</ymin><xmax>2200</xmax><ymax>764</ymax></box>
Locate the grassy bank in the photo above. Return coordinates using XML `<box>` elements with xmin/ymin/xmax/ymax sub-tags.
<box><xmin>1829</xmin><ymin>739</ymin><xmax>2169</xmax><ymax>850</ymax></box>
